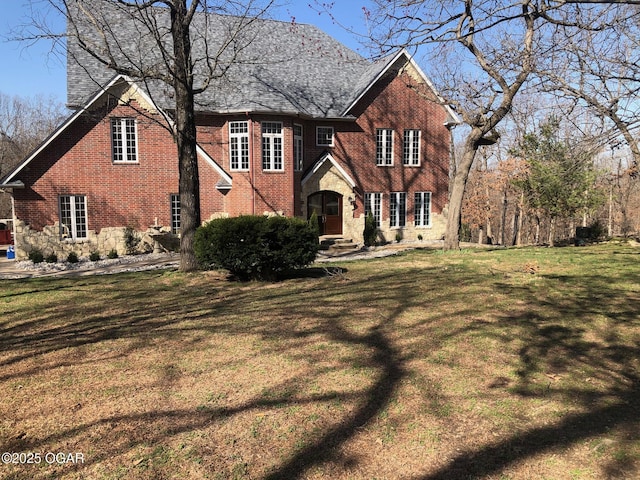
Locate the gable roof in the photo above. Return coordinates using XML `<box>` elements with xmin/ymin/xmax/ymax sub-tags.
<box><xmin>1</xmin><ymin>75</ymin><xmax>232</xmax><ymax>187</ymax></box>
<box><xmin>302</xmin><ymin>152</ymin><xmax>357</xmax><ymax>189</ymax></box>
<box><xmin>343</xmin><ymin>49</ymin><xmax>460</xmax><ymax>125</ymax></box>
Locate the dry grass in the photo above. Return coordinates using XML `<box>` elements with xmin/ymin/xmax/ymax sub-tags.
<box><xmin>1</xmin><ymin>242</ymin><xmax>639</xmax><ymax>479</ymax></box>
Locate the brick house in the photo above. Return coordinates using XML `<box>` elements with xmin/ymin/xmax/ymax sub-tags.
<box><xmin>1</xmin><ymin>9</ymin><xmax>458</xmax><ymax>259</ymax></box>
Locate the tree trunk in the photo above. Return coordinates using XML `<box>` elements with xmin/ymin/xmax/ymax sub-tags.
<box><xmin>512</xmin><ymin>205</ymin><xmax>520</xmax><ymax>246</ymax></box>
<box><xmin>444</xmin><ymin>132</ymin><xmax>482</xmax><ymax>250</ymax></box>
<box><xmin>548</xmin><ymin>216</ymin><xmax>556</xmax><ymax>247</ymax></box>
<box><xmin>499</xmin><ymin>190</ymin><xmax>507</xmax><ymax>245</ymax></box>
<box><xmin>171</xmin><ymin>1</ymin><xmax>201</xmax><ymax>272</ymax></box>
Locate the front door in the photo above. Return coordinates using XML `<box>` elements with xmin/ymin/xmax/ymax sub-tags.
<box><xmin>308</xmin><ymin>191</ymin><xmax>343</xmax><ymax>235</ymax></box>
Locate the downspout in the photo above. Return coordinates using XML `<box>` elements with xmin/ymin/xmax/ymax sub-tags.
<box><xmin>249</xmin><ymin>113</ymin><xmax>256</xmax><ymax>215</ymax></box>
<box><xmin>11</xmin><ymin>194</ymin><xmax>16</xmax><ymax>246</ymax></box>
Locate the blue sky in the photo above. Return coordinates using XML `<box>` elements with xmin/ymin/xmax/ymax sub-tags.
<box><xmin>0</xmin><ymin>1</ymin><xmax>374</xmax><ymax>104</ymax></box>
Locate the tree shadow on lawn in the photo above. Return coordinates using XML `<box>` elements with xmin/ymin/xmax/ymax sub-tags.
<box><xmin>415</xmin><ymin>270</ymin><xmax>640</xmax><ymax>480</ymax></box>
<box><xmin>0</xmin><ymin>267</ymin><xmax>425</xmax><ymax>478</ymax></box>
<box><xmin>2</xmin><ymin>262</ymin><xmax>639</xmax><ymax>479</ymax></box>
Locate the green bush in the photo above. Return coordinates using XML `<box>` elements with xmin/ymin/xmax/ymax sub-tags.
<box><xmin>45</xmin><ymin>253</ymin><xmax>58</xmax><ymax>263</ymax></box>
<box><xmin>67</xmin><ymin>251</ymin><xmax>79</xmax><ymax>263</ymax></box>
<box><xmin>29</xmin><ymin>249</ymin><xmax>44</xmax><ymax>264</ymax></box>
<box><xmin>89</xmin><ymin>251</ymin><xmax>101</xmax><ymax>262</ymax></box>
<box><xmin>363</xmin><ymin>212</ymin><xmax>378</xmax><ymax>247</ymax></box>
<box><xmin>124</xmin><ymin>226</ymin><xmax>140</xmax><ymax>255</ymax></box>
<box><xmin>107</xmin><ymin>249</ymin><xmax>118</xmax><ymax>259</ymax></box>
<box><xmin>195</xmin><ymin>215</ymin><xmax>319</xmax><ymax>280</ymax></box>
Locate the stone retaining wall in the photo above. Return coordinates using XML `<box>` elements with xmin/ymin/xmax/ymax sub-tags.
<box><xmin>12</xmin><ymin>220</ymin><xmax>179</xmax><ymax>260</ymax></box>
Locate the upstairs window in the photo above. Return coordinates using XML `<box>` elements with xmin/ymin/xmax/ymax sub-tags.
<box><xmin>111</xmin><ymin>118</ymin><xmax>138</xmax><ymax>163</ymax></box>
<box><xmin>294</xmin><ymin>124</ymin><xmax>304</xmax><ymax>171</ymax></box>
<box><xmin>403</xmin><ymin>129</ymin><xmax>421</xmax><ymax>166</ymax></box>
<box><xmin>229</xmin><ymin>121</ymin><xmax>250</xmax><ymax>171</ymax></box>
<box><xmin>316</xmin><ymin>126</ymin><xmax>334</xmax><ymax>147</ymax></box>
<box><xmin>59</xmin><ymin>195</ymin><xmax>88</xmax><ymax>240</ymax></box>
<box><xmin>376</xmin><ymin>128</ymin><xmax>394</xmax><ymax>166</ymax></box>
<box><xmin>262</xmin><ymin>122</ymin><xmax>283</xmax><ymax>171</ymax></box>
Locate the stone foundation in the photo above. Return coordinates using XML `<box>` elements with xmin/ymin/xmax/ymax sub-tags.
<box><xmin>12</xmin><ymin>220</ymin><xmax>179</xmax><ymax>260</ymax></box>
<box><xmin>359</xmin><ymin>212</ymin><xmax>447</xmax><ymax>245</ymax></box>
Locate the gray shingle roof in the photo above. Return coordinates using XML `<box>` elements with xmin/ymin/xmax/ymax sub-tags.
<box><xmin>66</xmin><ymin>3</ymin><xmax>381</xmax><ymax>118</ymax></box>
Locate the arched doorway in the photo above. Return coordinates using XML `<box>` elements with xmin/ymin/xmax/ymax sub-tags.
<box><xmin>308</xmin><ymin>191</ymin><xmax>342</xmax><ymax>235</ymax></box>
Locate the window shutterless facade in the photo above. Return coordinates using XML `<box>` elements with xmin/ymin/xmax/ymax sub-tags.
<box><xmin>376</xmin><ymin>128</ymin><xmax>394</xmax><ymax>166</ymax></box>
<box><xmin>364</xmin><ymin>192</ymin><xmax>382</xmax><ymax>227</ymax></box>
<box><xmin>59</xmin><ymin>195</ymin><xmax>88</xmax><ymax>240</ymax></box>
<box><xmin>414</xmin><ymin>191</ymin><xmax>432</xmax><ymax>227</ymax></box>
<box><xmin>389</xmin><ymin>192</ymin><xmax>406</xmax><ymax>228</ymax></box>
<box><xmin>262</xmin><ymin>121</ymin><xmax>283</xmax><ymax>171</ymax></box>
<box><xmin>403</xmin><ymin>129</ymin><xmax>421</xmax><ymax>166</ymax></box>
<box><xmin>229</xmin><ymin>121</ymin><xmax>250</xmax><ymax>171</ymax></box>
<box><xmin>170</xmin><ymin>194</ymin><xmax>181</xmax><ymax>235</ymax></box>
<box><xmin>111</xmin><ymin>118</ymin><xmax>138</xmax><ymax>163</ymax></box>
<box><xmin>294</xmin><ymin>124</ymin><xmax>303</xmax><ymax>171</ymax></box>
<box><xmin>316</xmin><ymin>126</ymin><xmax>334</xmax><ymax>147</ymax></box>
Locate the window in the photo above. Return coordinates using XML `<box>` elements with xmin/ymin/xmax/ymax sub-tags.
<box><xmin>364</xmin><ymin>193</ymin><xmax>382</xmax><ymax>227</ymax></box>
<box><xmin>316</xmin><ymin>126</ymin><xmax>334</xmax><ymax>147</ymax></box>
<box><xmin>376</xmin><ymin>128</ymin><xmax>394</xmax><ymax>166</ymax></box>
<box><xmin>389</xmin><ymin>192</ymin><xmax>406</xmax><ymax>228</ymax></box>
<box><xmin>170</xmin><ymin>194</ymin><xmax>181</xmax><ymax>235</ymax></box>
<box><xmin>414</xmin><ymin>191</ymin><xmax>432</xmax><ymax>227</ymax></box>
<box><xmin>111</xmin><ymin>118</ymin><xmax>138</xmax><ymax>163</ymax></box>
<box><xmin>262</xmin><ymin>121</ymin><xmax>283</xmax><ymax>171</ymax></box>
<box><xmin>403</xmin><ymin>129</ymin><xmax>421</xmax><ymax>166</ymax></box>
<box><xmin>294</xmin><ymin>124</ymin><xmax>303</xmax><ymax>171</ymax></box>
<box><xmin>59</xmin><ymin>195</ymin><xmax>88</xmax><ymax>240</ymax></box>
<box><xmin>229</xmin><ymin>121</ymin><xmax>249</xmax><ymax>171</ymax></box>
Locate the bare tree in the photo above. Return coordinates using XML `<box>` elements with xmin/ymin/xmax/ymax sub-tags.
<box><xmin>23</xmin><ymin>0</ymin><xmax>275</xmax><ymax>271</ymax></box>
<box><xmin>0</xmin><ymin>92</ymin><xmax>66</xmax><ymax>219</ymax></box>
<box><xmin>0</xmin><ymin>92</ymin><xmax>66</xmax><ymax>178</ymax></box>
<box><xmin>366</xmin><ymin>0</ymin><xmax>625</xmax><ymax>250</ymax></box>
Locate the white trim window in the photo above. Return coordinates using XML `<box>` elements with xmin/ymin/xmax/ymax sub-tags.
<box><xmin>376</xmin><ymin>128</ymin><xmax>394</xmax><ymax>166</ymax></box>
<box><xmin>170</xmin><ymin>193</ymin><xmax>181</xmax><ymax>235</ymax></box>
<box><xmin>111</xmin><ymin>118</ymin><xmax>138</xmax><ymax>163</ymax></box>
<box><xmin>59</xmin><ymin>195</ymin><xmax>88</xmax><ymax>240</ymax></box>
<box><xmin>414</xmin><ymin>191</ymin><xmax>432</xmax><ymax>227</ymax></box>
<box><xmin>229</xmin><ymin>121</ymin><xmax>250</xmax><ymax>171</ymax></box>
<box><xmin>403</xmin><ymin>129</ymin><xmax>421</xmax><ymax>166</ymax></box>
<box><xmin>364</xmin><ymin>192</ymin><xmax>382</xmax><ymax>227</ymax></box>
<box><xmin>389</xmin><ymin>192</ymin><xmax>406</xmax><ymax>228</ymax></box>
<box><xmin>262</xmin><ymin>121</ymin><xmax>283</xmax><ymax>171</ymax></box>
<box><xmin>316</xmin><ymin>126</ymin><xmax>334</xmax><ymax>147</ymax></box>
<box><xmin>294</xmin><ymin>124</ymin><xmax>303</xmax><ymax>171</ymax></box>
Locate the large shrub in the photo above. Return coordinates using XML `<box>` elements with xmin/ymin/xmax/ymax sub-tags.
<box><xmin>195</xmin><ymin>215</ymin><xmax>319</xmax><ymax>280</ymax></box>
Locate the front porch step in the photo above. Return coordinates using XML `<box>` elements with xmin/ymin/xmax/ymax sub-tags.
<box><xmin>318</xmin><ymin>237</ymin><xmax>361</xmax><ymax>255</ymax></box>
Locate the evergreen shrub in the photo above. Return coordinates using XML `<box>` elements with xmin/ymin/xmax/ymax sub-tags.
<box><xmin>29</xmin><ymin>249</ymin><xmax>44</xmax><ymax>264</ymax></box>
<box><xmin>194</xmin><ymin>215</ymin><xmax>319</xmax><ymax>280</ymax></box>
<box><xmin>363</xmin><ymin>212</ymin><xmax>378</xmax><ymax>247</ymax></box>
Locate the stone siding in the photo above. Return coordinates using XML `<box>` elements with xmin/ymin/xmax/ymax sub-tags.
<box><xmin>12</xmin><ymin>220</ymin><xmax>178</xmax><ymax>260</ymax></box>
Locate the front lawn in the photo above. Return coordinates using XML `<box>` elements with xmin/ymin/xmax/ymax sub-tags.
<box><xmin>1</xmin><ymin>242</ymin><xmax>638</xmax><ymax>479</ymax></box>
